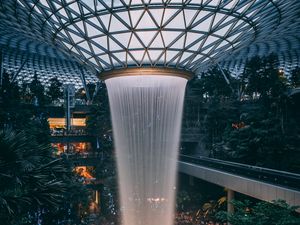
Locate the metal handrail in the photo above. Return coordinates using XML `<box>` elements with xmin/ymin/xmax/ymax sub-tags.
<box><xmin>179</xmin><ymin>154</ymin><xmax>300</xmax><ymax>191</ymax></box>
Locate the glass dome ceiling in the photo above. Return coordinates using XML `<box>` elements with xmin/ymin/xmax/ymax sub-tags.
<box><xmin>0</xmin><ymin>0</ymin><xmax>299</xmax><ymax>82</ymax></box>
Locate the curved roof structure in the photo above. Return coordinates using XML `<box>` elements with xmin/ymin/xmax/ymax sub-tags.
<box><xmin>0</xmin><ymin>0</ymin><xmax>300</xmax><ymax>85</ymax></box>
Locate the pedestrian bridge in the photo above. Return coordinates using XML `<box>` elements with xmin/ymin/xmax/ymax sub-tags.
<box><xmin>178</xmin><ymin>155</ymin><xmax>300</xmax><ymax>208</ymax></box>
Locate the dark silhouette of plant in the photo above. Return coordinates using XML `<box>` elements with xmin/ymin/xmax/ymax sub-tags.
<box><xmin>29</xmin><ymin>72</ymin><xmax>48</xmax><ymax>106</ymax></box>
<box><xmin>290</xmin><ymin>67</ymin><xmax>300</xmax><ymax>87</ymax></box>
<box><xmin>216</xmin><ymin>200</ymin><xmax>300</xmax><ymax>225</ymax></box>
<box><xmin>47</xmin><ymin>77</ymin><xmax>63</xmax><ymax>103</ymax></box>
<box><xmin>0</xmin><ymin>70</ymin><xmax>20</xmax><ymax>106</ymax></box>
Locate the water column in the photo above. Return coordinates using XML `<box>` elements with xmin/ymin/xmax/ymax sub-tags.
<box><xmin>104</xmin><ymin>68</ymin><xmax>190</xmax><ymax>225</ymax></box>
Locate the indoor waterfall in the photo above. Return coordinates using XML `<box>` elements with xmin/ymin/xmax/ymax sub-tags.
<box><xmin>106</xmin><ymin>75</ymin><xmax>187</xmax><ymax>225</ymax></box>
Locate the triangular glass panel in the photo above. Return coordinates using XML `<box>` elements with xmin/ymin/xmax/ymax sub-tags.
<box><xmin>108</xmin><ymin>37</ymin><xmax>123</xmax><ymax>51</ymax></box>
<box><xmin>192</xmin><ymin>15</ymin><xmax>213</xmax><ymax>33</ymax></box>
<box><xmin>223</xmin><ymin>0</ymin><xmax>238</xmax><ymax>9</ymax></box>
<box><xmin>128</xmin><ymin>33</ymin><xmax>143</xmax><ymax>49</ymax></box>
<box><xmin>113</xmin><ymin>52</ymin><xmax>127</xmax><ymax>64</ymax></box>
<box><xmin>113</xmin><ymin>0</ymin><xmax>124</xmax><ymax>7</ymax></box>
<box><xmin>99</xmin><ymin>14</ymin><xmax>111</xmax><ymax>31</ymax></box>
<box><xmin>98</xmin><ymin>54</ymin><xmax>111</xmax><ymax>67</ymax></box>
<box><xmin>190</xmin><ymin>54</ymin><xmax>202</xmax><ymax>64</ymax></box>
<box><xmin>227</xmin><ymin>32</ymin><xmax>242</xmax><ymax>43</ymax></box>
<box><xmin>122</xmin><ymin>0</ymin><xmax>131</xmax><ymax>6</ymax></box>
<box><xmin>179</xmin><ymin>52</ymin><xmax>193</xmax><ymax>64</ymax></box>
<box><xmin>116</xmin><ymin>11</ymin><xmax>131</xmax><ymax>27</ymax></box>
<box><xmin>136</xmin><ymin>31</ymin><xmax>158</xmax><ymax>47</ymax></box>
<box><xmin>201</xmin><ymin>45</ymin><xmax>215</xmax><ymax>54</ymax></box>
<box><xmin>192</xmin><ymin>10</ymin><xmax>210</xmax><ymax>26</ymax></box>
<box><xmin>156</xmin><ymin>51</ymin><xmax>165</xmax><ymax>65</ymax></box>
<box><xmin>162</xmin><ymin>8</ymin><xmax>179</xmax><ymax>26</ymax></box>
<box><xmin>212</xmin><ymin>13</ymin><xmax>226</xmax><ymax>28</ymax></box>
<box><xmin>166</xmin><ymin>50</ymin><xmax>180</xmax><ymax>63</ymax></box>
<box><xmin>92</xmin><ymin>36</ymin><xmax>108</xmax><ymax>49</ymax></box>
<box><xmin>204</xmin><ymin>0</ymin><xmax>221</xmax><ymax>7</ymax></box>
<box><xmin>111</xmin><ymin>55</ymin><xmax>122</xmax><ymax>67</ymax></box>
<box><xmin>129</xmin><ymin>9</ymin><xmax>144</xmax><ymax>27</ymax></box>
<box><xmin>214</xmin><ymin>24</ymin><xmax>232</xmax><ymax>37</ymax></box>
<box><xmin>80</xmin><ymin>49</ymin><xmax>92</xmax><ymax>59</ymax></box>
<box><xmin>161</xmin><ymin>31</ymin><xmax>182</xmax><ymax>47</ymax></box>
<box><xmin>184</xmin><ymin>9</ymin><xmax>198</xmax><ymax>27</ymax></box>
<box><xmin>75</xmin><ymin>21</ymin><xmax>85</xmax><ymax>34</ymax></box>
<box><xmin>52</xmin><ymin>1</ymin><xmax>61</xmax><ymax>10</ymax></box>
<box><xmin>202</xmin><ymin>35</ymin><xmax>219</xmax><ymax>48</ymax></box>
<box><xmin>130</xmin><ymin>0</ymin><xmax>144</xmax><ymax>5</ymax></box>
<box><xmin>142</xmin><ymin>52</ymin><xmax>151</xmax><ymax>65</ymax></box>
<box><xmin>68</xmin><ymin>30</ymin><xmax>84</xmax><ymax>43</ymax></box>
<box><xmin>113</xmin><ymin>32</ymin><xmax>132</xmax><ymax>48</ymax></box>
<box><xmin>150</xmin><ymin>0</ymin><xmax>163</xmax><ymax>3</ymax></box>
<box><xmin>165</xmin><ymin>11</ymin><xmax>185</xmax><ymax>29</ymax></box>
<box><xmin>70</xmin><ymin>47</ymin><xmax>81</xmax><ymax>56</ymax></box>
<box><xmin>149</xmin><ymin>8</ymin><xmax>164</xmax><ymax>26</ymax></box>
<box><xmin>169</xmin><ymin>33</ymin><xmax>185</xmax><ymax>49</ymax></box>
<box><xmin>185</xmin><ymin>32</ymin><xmax>202</xmax><ymax>48</ymax></box>
<box><xmin>148</xmin><ymin>50</ymin><xmax>164</xmax><ymax>63</ymax></box>
<box><xmin>127</xmin><ymin>52</ymin><xmax>138</xmax><ymax>65</ymax></box>
<box><xmin>81</xmin><ymin>4</ymin><xmax>91</xmax><ymax>14</ymax></box>
<box><xmin>85</xmin><ymin>20</ymin><xmax>102</xmax><ymax>37</ymax></box>
<box><xmin>149</xmin><ymin>32</ymin><xmax>163</xmax><ymax>48</ymax></box>
<box><xmin>110</xmin><ymin>15</ymin><xmax>128</xmax><ymax>32</ymax></box>
<box><xmin>69</xmin><ymin>2</ymin><xmax>80</xmax><ymax>14</ymax></box>
<box><xmin>89</xmin><ymin>57</ymin><xmax>99</xmax><ymax>67</ymax></box>
<box><xmin>91</xmin><ymin>43</ymin><xmax>105</xmax><ymax>55</ymax></box>
<box><xmin>136</xmin><ymin>11</ymin><xmax>157</xmax><ymax>29</ymax></box>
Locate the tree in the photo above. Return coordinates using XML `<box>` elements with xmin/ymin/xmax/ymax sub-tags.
<box><xmin>29</xmin><ymin>72</ymin><xmax>47</xmax><ymax>106</ymax></box>
<box><xmin>0</xmin><ymin>70</ymin><xmax>20</xmax><ymax>106</ymax></box>
<box><xmin>86</xmin><ymin>82</ymin><xmax>119</xmax><ymax>219</ymax></box>
<box><xmin>47</xmin><ymin>77</ymin><xmax>63</xmax><ymax>103</ymax></box>
<box><xmin>0</xmin><ymin>128</ymin><xmax>68</xmax><ymax>224</ymax></box>
<box><xmin>290</xmin><ymin>67</ymin><xmax>300</xmax><ymax>87</ymax></box>
<box><xmin>0</xmin><ymin>100</ymin><xmax>89</xmax><ymax>224</ymax></box>
<box><xmin>216</xmin><ymin>200</ymin><xmax>300</xmax><ymax>225</ymax></box>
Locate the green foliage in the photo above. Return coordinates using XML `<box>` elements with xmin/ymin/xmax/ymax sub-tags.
<box><xmin>29</xmin><ymin>72</ymin><xmax>48</xmax><ymax>106</ymax></box>
<box><xmin>0</xmin><ymin>71</ymin><xmax>20</xmax><ymax>106</ymax></box>
<box><xmin>188</xmin><ymin>54</ymin><xmax>300</xmax><ymax>172</ymax></box>
<box><xmin>47</xmin><ymin>77</ymin><xmax>63</xmax><ymax>103</ymax></box>
<box><xmin>290</xmin><ymin>67</ymin><xmax>300</xmax><ymax>87</ymax></box>
<box><xmin>0</xmin><ymin>128</ymin><xmax>67</xmax><ymax>223</ymax></box>
<box><xmin>0</xmin><ymin>85</ymin><xmax>89</xmax><ymax>224</ymax></box>
<box><xmin>86</xmin><ymin>82</ymin><xmax>118</xmax><ymax>218</ymax></box>
<box><xmin>216</xmin><ymin>200</ymin><xmax>300</xmax><ymax>225</ymax></box>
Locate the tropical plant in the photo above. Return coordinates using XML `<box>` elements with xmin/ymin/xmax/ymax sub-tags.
<box><xmin>0</xmin><ymin>70</ymin><xmax>20</xmax><ymax>106</ymax></box>
<box><xmin>216</xmin><ymin>199</ymin><xmax>300</xmax><ymax>225</ymax></box>
<box><xmin>29</xmin><ymin>72</ymin><xmax>48</xmax><ymax>105</ymax></box>
<box><xmin>0</xmin><ymin>128</ymin><xmax>68</xmax><ymax>223</ymax></box>
<box><xmin>47</xmin><ymin>77</ymin><xmax>63</xmax><ymax>103</ymax></box>
<box><xmin>290</xmin><ymin>67</ymin><xmax>300</xmax><ymax>87</ymax></box>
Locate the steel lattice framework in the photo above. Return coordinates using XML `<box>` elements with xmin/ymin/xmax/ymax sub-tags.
<box><xmin>0</xmin><ymin>0</ymin><xmax>300</xmax><ymax>85</ymax></box>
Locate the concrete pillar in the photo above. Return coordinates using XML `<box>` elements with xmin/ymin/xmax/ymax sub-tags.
<box><xmin>95</xmin><ymin>190</ymin><xmax>100</xmax><ymax>205</ymax></box>
<box><xmin>227</xmin><ymin>189</ymin><xmax>235</xmax><ymax>225</ymax></box>
<box><xmin>227</xmin><ymin>189</ymin><xmax>234</xmax><ymax>213</ymax></box>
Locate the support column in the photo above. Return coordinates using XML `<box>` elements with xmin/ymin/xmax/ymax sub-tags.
<box><xmin>227</xmin><ymin>189</ymin><xmax>235</xmax><ymax>225</ymax></box>
<box><xmin>227</xmin><ymin>189</ymin><xmax>234</xmax><ymax>213</ymax></box>
<box><xmin>95</xmin><ymin>190</ymin><xmax>100</xmax><ymax>205</ymax></box>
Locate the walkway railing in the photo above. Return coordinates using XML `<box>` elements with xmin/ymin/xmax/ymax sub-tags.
<box><xmin>179</xmin><ymin>154</ymin><xmax>300</xmax><ymax>191</ymax></box>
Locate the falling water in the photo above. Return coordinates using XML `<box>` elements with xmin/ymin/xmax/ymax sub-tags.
<box><xmin>106</xmin><ymin>75</ymin><xmax>187</xmax><ymax>225</ymax></box>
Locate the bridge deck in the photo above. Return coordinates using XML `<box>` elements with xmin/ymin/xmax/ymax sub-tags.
<box><xmin>178</xmin><ymin>155</ymin><xmax>300</xmax><ymax>208</ymax></box>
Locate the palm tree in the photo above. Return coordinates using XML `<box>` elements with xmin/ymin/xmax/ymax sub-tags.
<box><xmin>0</xmin><ymin>128</ymin><xmax>68</xmax><ymax>223</ymax></box>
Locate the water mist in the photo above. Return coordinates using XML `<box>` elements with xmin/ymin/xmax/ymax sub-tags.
<box><xmin>106</xmin><ymin>74</ymin><xmax>187</xmax><ymax>225</ymax></box>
